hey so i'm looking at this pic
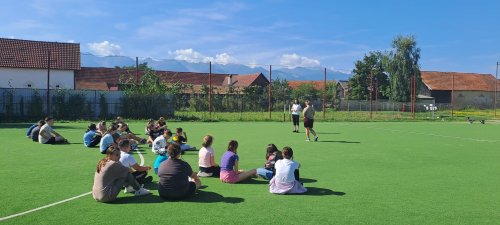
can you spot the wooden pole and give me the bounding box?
[46,50,51,116]
[495,62,498,117]
[209,61,212,121]
[451,73,454,119]
[136,57,139,84]
[369,67,373,120]
[323,67,326,120]
[269,65,272,121]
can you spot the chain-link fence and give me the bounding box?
[1,87,497,122]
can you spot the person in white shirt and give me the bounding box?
[269,147,307,194]
[152,129,172,155]
[118,139,153,188]
[197,135,220,177]
[38,117,68,144]
[291,99,302,133]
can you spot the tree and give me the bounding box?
[385,35,421,102]
[349,51,390,100]
[292,83,320,101]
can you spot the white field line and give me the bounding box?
[0,192,92,222]
[365,126,500,143]
[0,148,146,222]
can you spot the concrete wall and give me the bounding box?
[0,67,74,89]
[453,91,495,109]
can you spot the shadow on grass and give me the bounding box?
[0,123,33,129]
[319,140,360,144]
[316,132,340,135]
[184,190,244,204]
[303,187,346,196]
[111,189,244,204]
[300,178,317,183]
[238,178,269,185]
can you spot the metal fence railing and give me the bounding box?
[1,88,497,122]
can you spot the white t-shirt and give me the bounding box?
[119,151,137,169]
[198,146,215,168]
[291,104,302,115]
[274,159,300,183]
[152,135,169,155]
[38,124,53,144]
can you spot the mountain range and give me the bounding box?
[81,53,352,81]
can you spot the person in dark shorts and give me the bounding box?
[158,143,201,200]
[303,100,318,142]
[38,117,68,144]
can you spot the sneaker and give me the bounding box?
[124,185,134,194]
[197,171,213,177]
[306,139,310,142]
[314,136,318,142]
[134,187,151,196]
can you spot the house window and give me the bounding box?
[55,84,60,89]
[27,84,32,88]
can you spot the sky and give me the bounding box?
[1,0,500,74]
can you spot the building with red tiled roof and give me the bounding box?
[420,71,500,108]
[288,80,335,90]
[75,67,269,92]
[0,38,80,89]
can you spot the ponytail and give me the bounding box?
[96,146,119,173]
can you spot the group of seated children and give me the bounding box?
[145,117,167,145]
[26,117,69,144]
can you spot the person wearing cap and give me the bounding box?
[38,117,68,144]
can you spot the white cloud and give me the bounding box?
[173,49,236,65]
[67,40,75,43]
[280,53,320,68]
[88,41,121,56]
[214,53,237,65]
[174,48,209,63]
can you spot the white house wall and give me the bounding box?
[0,67,74,89]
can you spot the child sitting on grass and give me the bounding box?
[197,135,220,177]
[269,147,307,194]
[153,129,173,175]
[30,120,45,142]
[92,146,151,203]
[173,127,196,152]
[256,144,282,180]
[83,123,102,148]
[219,140,256,183]
[118,139,153,189]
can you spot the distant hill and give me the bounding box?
[81,53,351,81]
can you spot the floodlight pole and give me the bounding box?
[323,67,326,120]
[46,50,51,116]
[269,65,272,121]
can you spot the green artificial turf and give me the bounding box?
[0,121,499,224]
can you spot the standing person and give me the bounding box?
[198,135,220,177]
[92,146,151,202]
[291,99,302,133]
[269,147,307,194]
[158,143,201,200]
[84,123,102,148]
[219,140,256,183]
[38,117,68,144]
[303,100,318,142]
[118,139,153,186]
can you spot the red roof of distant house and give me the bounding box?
[75,67,269,91]
[421,71,499,91]
[0,38,80,70]
[288,80,335,90]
